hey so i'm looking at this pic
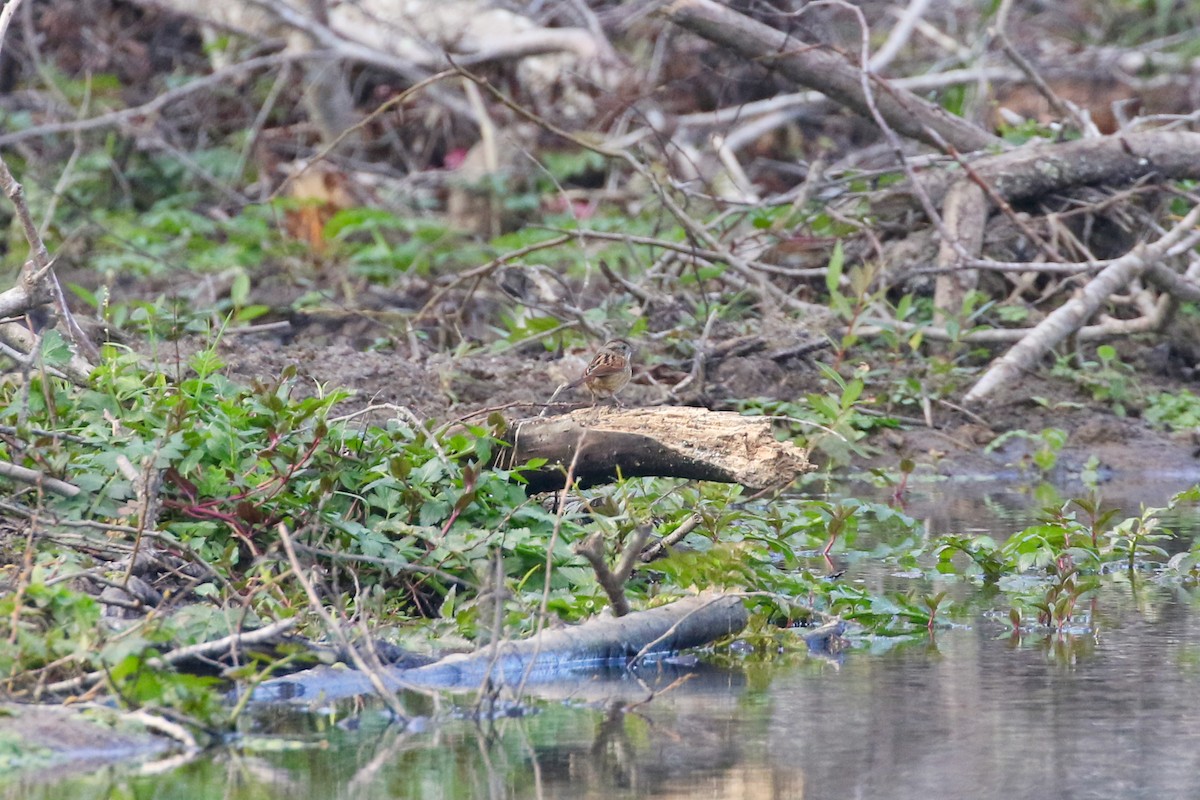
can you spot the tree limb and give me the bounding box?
[0,460,81,497]
[659,0,1002,153]
[0,0,98,370]
[964,202,1200,404]
[574,526,653,617]
[500,407,812,492]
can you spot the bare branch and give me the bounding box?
[0,0,99,368]
[659,0,1002,153]
[991,0,1099,136]
[869,0,933,72]
[0,460,81,498]
[964,202,1200,404]
[276,522,411,719]
[0,52,318,148]
[573,526,653,617]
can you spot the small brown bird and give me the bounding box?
[562,338,634,406]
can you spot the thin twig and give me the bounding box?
[0,500,223,581]
[641,512,703,562]
[276,522,410,720]
[41,618,298,696]
[511,427,590,702]
[0,0,99,366]
[669,308,719,398]
[291,541,473,588]
[869,0,933,71]
[992,0,1098,137]
[38,74,90,236]
[964,202,1200,403]
[450,63,813,314]
[414,235,573,322]
[0,52,321,148]
[627,592,740,665]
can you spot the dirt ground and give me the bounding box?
[163,290,1200,487]
[83,241,1200,488]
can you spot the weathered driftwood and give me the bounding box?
[964,203,1200,404]
[658,0,1200,407]
[929,131,1200,316]
[401,592,747,688]
[251,592,749,702]
[498,406,812,492]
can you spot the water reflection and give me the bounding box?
[7,485,1200,800]
[836,471,1200,541]
[14,589,1200,800]
[772,589,1200,800]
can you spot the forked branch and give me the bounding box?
[964,202,1200,404]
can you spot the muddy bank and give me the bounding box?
[0,704,170,779]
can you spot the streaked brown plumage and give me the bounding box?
[565,339,633,405]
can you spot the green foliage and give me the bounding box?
[1144,389,1200,431]
[0,572,227,726]
[5,324,1199,727]
[935,534,1006,583]
[876,353,974,417]
[995,117,1061,146]
[83,199,296,283]
[1105,504,1173,572]
[985,426,1068,476]
[0,340,588,720]
[0,576,102,677]
[942,290,998,351]
[3,32,1197,745]
[824,242,888,361]
[18,314,957,716]
[739,363,886,465]
[640,493,932,633]
[324,207,484,278]
[537,149,608,185]
[1050,345,1139,415]
[931,489,1197,633]
[1097,0,1200,43]
[938,84,969,118]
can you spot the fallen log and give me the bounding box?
[659,0,1001,154]
[251,592,748,702]
[497,406,812,492]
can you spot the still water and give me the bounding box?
[8,478,1200,800]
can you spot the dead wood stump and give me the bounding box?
[498,406,812,492]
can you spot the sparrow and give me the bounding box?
[560,338,634,406]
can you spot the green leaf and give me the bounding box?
[230,270,251,307]
[39,330,73,367]
[825,240,845,295]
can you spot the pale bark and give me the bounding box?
[500,407,813,492]
[964,202,1200,404]
[251,592,750,700]
[927,131,1200,315]
[659,0,1002,153]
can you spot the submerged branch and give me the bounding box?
[251,592,750,701]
